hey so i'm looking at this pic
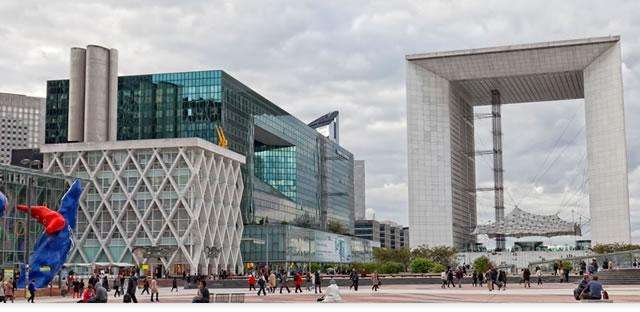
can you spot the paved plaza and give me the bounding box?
[19,283,640,303]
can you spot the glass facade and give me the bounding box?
[241,224,378,265]
[45,69,357,264]
[0,164,68,271]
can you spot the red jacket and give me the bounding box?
[248,275,256,285]
[294,274,302,286]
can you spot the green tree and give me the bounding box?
[410,257,435,273]
[373,247,411,269]
[327,221,349,235]
[591,243,640,254]
[562,260,573,271]
[473,256,493,273]
[379,262,404,274]
[410,245,458,267]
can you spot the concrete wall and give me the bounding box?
[583,41,631,244]
[407,61,454,248]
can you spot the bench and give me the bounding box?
[210,293,245,303]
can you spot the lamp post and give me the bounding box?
[19,158,41,288]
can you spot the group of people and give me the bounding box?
[247,268,382,297]
[441,265,545,291]
[60,272,164,303]
[574,274,607,300]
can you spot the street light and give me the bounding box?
[19,158,42,289]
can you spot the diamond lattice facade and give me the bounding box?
[41,138,245,275]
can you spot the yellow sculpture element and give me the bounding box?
[216,126,228,149]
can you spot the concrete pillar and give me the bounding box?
[108,49,118,141]
[406,61,454,248]
[583,41,631,244]
[68,47,86,142]
[84,45,111,142]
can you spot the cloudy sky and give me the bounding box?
[1,0,639,246]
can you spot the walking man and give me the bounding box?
[314,270,322,294]
[171,277,178,293]
[279,270,291,293]
[257,274,267,296]
[27,280,36,303]
[522,268,531,288]
[126,273,138,303]
[141,278,150,295]
[350,269,359,291]
[536,266,543,286]
[113,275,121,297]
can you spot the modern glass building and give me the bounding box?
[0,164,68,275]
[45,69,370,267]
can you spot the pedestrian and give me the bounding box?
[553,262,559,276]
[269,271,277,293]
[522,268,531,288]
[350,269,359,291]
[113,275,121,297]
[192,280,210,303]
[61,278,68,297]
[602,258,609,270]
[102,274,110,292]
[248,273,256,291]
[3,279,13,303]
[447,267,455,287]
[27,279,36,303]
[564,266,570,283]
[314,270,322,293]
[440,270,447,288]
[171,277,178,293]
[371,271,381,291]
[536,266,543,286]
[478,270,484,287]
[455,268,463,288]
[279,270,291,293]
[498,270,507,290]
[633,259,638,268]
[126,274,138,303]
[486,269,494,291]
[472,270,478,287]
[257,274,267,296]
[305,271,312,291]
[141,277,150,295]
[294,272,303,293]
[150,277,159,302]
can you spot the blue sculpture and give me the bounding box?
[0,191,6,218]
[18,179,82,289]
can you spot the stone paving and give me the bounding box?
[15,283,640,303]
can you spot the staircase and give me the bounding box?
[595,268,640,285]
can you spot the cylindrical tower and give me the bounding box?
[108,48,118,141]
[68,47,86,142]
[83,45,111,142]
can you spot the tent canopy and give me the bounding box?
[473,207,581,238]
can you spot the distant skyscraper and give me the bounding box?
[354,160,366,220]
[0,93,45,164]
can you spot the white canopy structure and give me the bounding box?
[473,207,581,238]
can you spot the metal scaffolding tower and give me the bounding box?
[491,90,505,251]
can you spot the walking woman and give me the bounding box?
[257,274,267,296]
[3,279,14,303]
[150,277,159,302]
[269,271,277,293]
[371,272,381,292]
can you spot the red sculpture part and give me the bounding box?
[16,205,66,235]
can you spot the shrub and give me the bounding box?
[410,257,435,273]
[473,256,492,273]
[431,263,446,273]
[562,260,573,271]
[309,263,322,273]
[378,261,404,274]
